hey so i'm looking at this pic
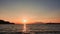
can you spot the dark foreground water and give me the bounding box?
[0,24,60,34]
[0,31,60,34]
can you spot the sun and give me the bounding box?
[22,18,27,24]
[23,19,27,23]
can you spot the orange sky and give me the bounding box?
[0,17,60,24]
[0,0,60,24]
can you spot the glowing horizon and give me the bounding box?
[0,0,60,24]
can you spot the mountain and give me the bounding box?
[0,20,14,24]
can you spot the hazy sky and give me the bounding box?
[0,0,60,24]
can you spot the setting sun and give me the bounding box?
[22,18,28,24]
[23,19,27,23]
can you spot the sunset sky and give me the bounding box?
[0,0,60,24]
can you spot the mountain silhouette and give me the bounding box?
[0,20,14,24]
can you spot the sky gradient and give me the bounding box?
[0,0,60,24]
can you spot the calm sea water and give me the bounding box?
[0,24,60,34]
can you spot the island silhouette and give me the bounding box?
[0,20,14,24]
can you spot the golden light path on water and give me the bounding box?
[22,18,27,33]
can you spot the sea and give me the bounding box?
[0,24,60,34]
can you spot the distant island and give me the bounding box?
[0,20,15,24]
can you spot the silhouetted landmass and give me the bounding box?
[0,20,15,24]
[28,22,60,25]
[46,23,60,24]
[34,22,60,24]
